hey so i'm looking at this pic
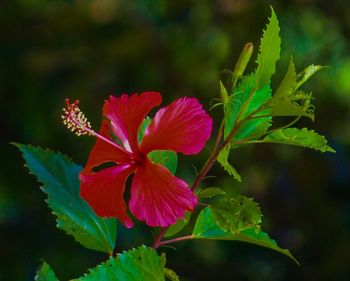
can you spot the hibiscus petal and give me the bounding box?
[83,120,132,174]
[80,164,135,228]
[129,159,197,227]
[140,97,213,155]
[103,92,162,154]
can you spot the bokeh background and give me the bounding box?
[1,0,349,280]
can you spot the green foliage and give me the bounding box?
[274,59,297,99]
[296,64,326,89]
[193,208,298,264]
[148,150,178,175]
[196,187,226,199]
[224,73,272,141]
[35,261,59,281]
[217,144,241,182]
[15,144,117,254]
[138,117,178,174]
[263,128,335,152]
[75,246,170,281]
[256,7,281,88]
[211,195,262,233]
[164,212,191,238]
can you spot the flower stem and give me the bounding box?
[152,118,241,249]
[157,235,194,247]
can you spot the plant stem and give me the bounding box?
[152,120,241,249]
[157,235,194,247]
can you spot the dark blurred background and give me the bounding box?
[1,0,349,280]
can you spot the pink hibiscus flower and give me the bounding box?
[63,92,212,228]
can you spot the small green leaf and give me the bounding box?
[211,195,262,233]
[75,246,170,281]
[224,74,272,141]
[196,187,226,199]
[220,81,229,104]
[164,268,180,281]
[35,261,59,281]
[148,150,178,175]
[138,117,151,143]
[193,208,298,264]
[296,64,326,89]
[274,59,296,99]
[164,212,191,238]
[217,144,241,182]
[263,128,335,153]
[15,144,117,253]
[256,7,281,88]
[270,97,314,120]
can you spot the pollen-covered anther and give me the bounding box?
[62,98,94,136]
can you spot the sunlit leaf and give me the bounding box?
[274,59,296,99]
[270,97,314,120]
[75,246,169,281]
[15,144,117,254]
[217,144,241,182]
[224,74,272,141]
[211,195,262,233]
[35,261,59,281]
[256,7,281,88]
[193,208,298,264]
[263,128,335,152]
[196,187,226,199]
[296,64,326,89]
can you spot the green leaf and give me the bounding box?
[148,150,178,175]
[296,64,326,89]
[270,96,314,120]
[225,74,272,141]
[138,117,151,143]
[75,246,169,281]
[263,128,335,153]
[211,195,262,233]
[193,208,298,264]
[164,211,191,238]
[164,268,180,281]
[217,144,241,182]
[196,187,226,199]
[35,261,59,281]
[274,59,296,99]
[15,144,117,254]
[138,117,178,174]
[256,7,281,88]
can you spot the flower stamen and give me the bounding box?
[62,98,94,136]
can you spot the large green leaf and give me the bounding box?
[263,128,335,153]
[224,74,272,141]
[217,144,241,182]
[256,7,281,88]
[16,144,117,254]
[211,195,262,233]
[35,261,59,281]
[193,208,298,264]
[75,246,168,281]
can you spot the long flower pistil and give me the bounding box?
[62,98,94,136]
[62,98,130,152]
